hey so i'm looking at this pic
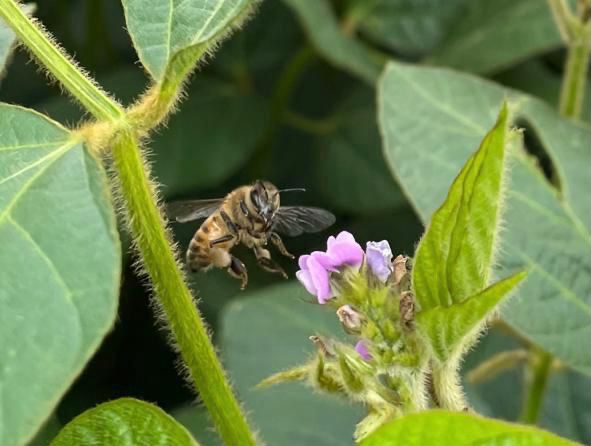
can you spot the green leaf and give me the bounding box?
[0,3,34,76]
[378,61,591,374]
[220,282,363,445]
[360,410,579,446]
[417,271,527,361]
[0,104,120,446]
[281,0,383,85]
[412,102,511,310]
[122,0,256,81]
[427,0,562,74]
[316,87,405,214]
[344,0,466,56]
[50,398,199,446]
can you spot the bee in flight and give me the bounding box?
[167,180,335,289]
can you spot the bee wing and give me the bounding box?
[166,199,223,223]
[273,206,336,237]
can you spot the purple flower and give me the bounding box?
[365,240,393,282]
[296,231,364,304]
[355,340,372,361]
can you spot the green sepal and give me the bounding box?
[417,271,528,361]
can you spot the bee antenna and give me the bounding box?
[279,188,306,193]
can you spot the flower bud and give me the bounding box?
[309,335,335,357]
[399,291,415,330]
[355,340,372,361]
[336,304,364,334]
[392,255,409,286]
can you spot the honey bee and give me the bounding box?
[167,180,335,289]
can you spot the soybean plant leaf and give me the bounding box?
[122,0,256,81]
[0,4,34,76]
[412,103,511,311]
[427,0,562,74]
[281,0,383,85]
[50,398,199,446]
[316,87,405,214]
[344,0,467,56]
[153,77,268,197]
[220,282,363,446]
[417,271,527,361]
[0,104,120,446]
[378,61,591,374]
[360,411,578,446]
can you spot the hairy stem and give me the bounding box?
[520,350,552,424]
[0,0,123,121]
[111,131,258,446]
[431,359,469,411]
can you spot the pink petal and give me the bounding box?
[298,254,311,270]
[327,240,364,267]
[307,255,332,304]
[296,270,317,296]
[310,251,339,272]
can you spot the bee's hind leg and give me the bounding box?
[269,232,294,259]
[227,255,248,290]
[255,247,288,279]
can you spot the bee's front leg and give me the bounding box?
[269,232,294,259]
[227,255,248,290]
[254,246,288,279]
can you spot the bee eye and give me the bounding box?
[250,189,261,211]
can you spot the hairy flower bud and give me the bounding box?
[399,291,416,330]
[336,304,364,334]
[355,340,372,361]
[392,255,409,285]
[309,335,335,357]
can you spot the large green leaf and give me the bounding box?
[316,87,405,214]
[122,0,256,81]
[427,0,562,74]
[50,398,199,446]
[378,61,591,374]
[220,282,363,445]
[360,411,578,446]
[0,104,120,445]
[418,271,527,361]
[344,0,466,56]
[281,0,383,85]
[412,103,511,310]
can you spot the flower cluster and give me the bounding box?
[261,231,427,440]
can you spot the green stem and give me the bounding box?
[548,0,591,119]
[520,350,552,424]
[559,25,590,118]
[0,0,124,121]
[431,359,469,411]
[111,131,258,446]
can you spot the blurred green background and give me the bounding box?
[1,0,589,444]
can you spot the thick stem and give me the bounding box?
[111,131,258,446]
[559,26,591,118]
[520,350,552,424]
[0,0,123,121]
[431,359,469,411]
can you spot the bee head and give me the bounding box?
[249,180,280,225]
